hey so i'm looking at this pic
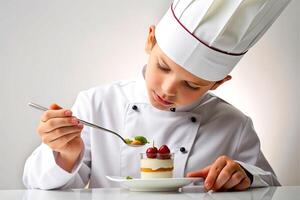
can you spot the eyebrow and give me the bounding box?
[158,56,211,87]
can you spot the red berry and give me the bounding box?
[158,145,170,154]
[158,145,171,159]
[146,147,158,158]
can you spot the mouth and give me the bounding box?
[152,91,174,107]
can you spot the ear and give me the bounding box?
[145,25,156,54]
[210,75,232,90]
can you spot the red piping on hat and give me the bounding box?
[170,3,247,56]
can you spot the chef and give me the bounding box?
[23,0,291,191]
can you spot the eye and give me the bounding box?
[157,64,170,72]
[185,81,200,90]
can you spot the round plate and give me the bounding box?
[106,176,203,192]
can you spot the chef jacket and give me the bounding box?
[23,73,280,189]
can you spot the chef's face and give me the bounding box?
[144,26,231,110]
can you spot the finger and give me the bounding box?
[205,157,227,190]
[222,171,246,190]
[233,177,251,191]
[49,103,62,110]
[186,165,211,178]
[41,109,73,122]
[48,132,81,151]
[41,117,80,133]
[213,161,240,190]
[42,124,83,143]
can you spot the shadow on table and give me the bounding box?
[183,186,277,200]
[21,187,277,200]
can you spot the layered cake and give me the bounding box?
[140,144,174,179]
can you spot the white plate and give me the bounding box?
[106,176,203,192]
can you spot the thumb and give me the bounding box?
[49,103,63,110]
[186,165,211,178]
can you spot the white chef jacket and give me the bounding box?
[23,72,280,189]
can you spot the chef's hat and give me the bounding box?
[155,0,291,81]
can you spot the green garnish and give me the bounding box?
[134,136,149,144]
[125,138,133,144]
[126,176,133,179]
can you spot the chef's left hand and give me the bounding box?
[187,155,251,191]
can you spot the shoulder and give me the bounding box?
[194,92,249,126]
[77,80,136,100]
[194,93,258,153]
[71,80,138,119]
[73,80,138,110]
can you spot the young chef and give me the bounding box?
[23,0,291,191]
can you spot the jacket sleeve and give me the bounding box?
[23,92,92,189]
[234,117,281,187]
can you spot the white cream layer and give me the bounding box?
[140,158,173,170]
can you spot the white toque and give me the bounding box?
[155,0,291,81]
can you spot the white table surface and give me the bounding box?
[0,186,299,200]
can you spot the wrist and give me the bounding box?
[59,148,82,160]
[56,149,83,173]
[239,164,254,184]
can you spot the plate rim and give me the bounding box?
[106,176,203,192]
[106,175,203,182]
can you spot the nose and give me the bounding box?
[161,76,177,96]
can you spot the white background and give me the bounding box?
[0,0,299,189]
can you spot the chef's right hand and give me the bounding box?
[37,103,84,172]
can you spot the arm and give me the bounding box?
[23,92,92,189]
[187,116,280,191]
[22,142,90,189]
[234,117,280,187]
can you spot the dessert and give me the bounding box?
[140,144,174,179]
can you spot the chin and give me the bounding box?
[148,98,170,110]
[146,88,174,110]
[151,101,168,110]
